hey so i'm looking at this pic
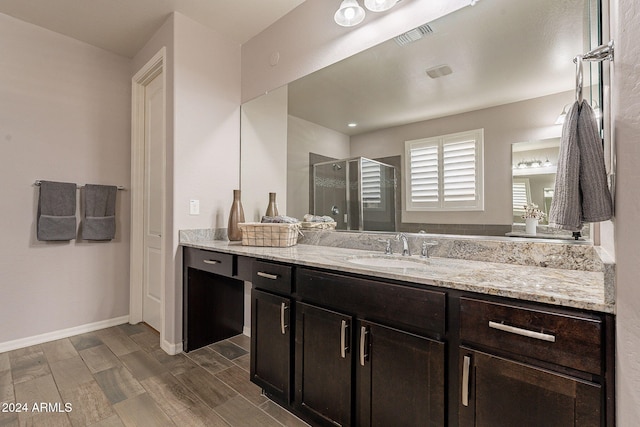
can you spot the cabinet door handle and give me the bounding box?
[462,355,471,407]
[280,303,288,335]
[257,271,279,280]
[488,321,556,343]
[359,326,369,366]
[203,259,221,265]
[340,320,349,358]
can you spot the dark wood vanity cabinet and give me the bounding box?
[356,320,445,427]
[458,349,601,427]
[294,268,446,427]
[182,248,246,352]
[180,247,617,427]
[294,302,353,426]
[250,261,293,405]
[458,297,609,427]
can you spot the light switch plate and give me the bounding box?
[189,199,200,215]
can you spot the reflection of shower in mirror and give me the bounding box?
[312,157,397,232]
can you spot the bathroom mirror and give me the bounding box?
[512,138,561,226]
[241,0,602,236]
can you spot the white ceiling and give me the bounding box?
[288,0,592,135]
[0,0,306,57]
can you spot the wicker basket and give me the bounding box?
[238,222,301,247]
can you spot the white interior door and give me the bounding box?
[142,72,164,332]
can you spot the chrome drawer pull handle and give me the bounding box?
[360,326,368,366]
[489,321,556,343]
[257,271,279,280]
[462,355,471,407]
[280,303,288,335]
[203,259,220,265]
[340,320,349,358]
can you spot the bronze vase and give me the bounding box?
[265,192,279,217]
[228,189,245,241]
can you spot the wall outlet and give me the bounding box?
[189,199,200,215]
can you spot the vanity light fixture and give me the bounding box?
[364,0,398,12]
[556,100,601,125]
[334,0,366,27]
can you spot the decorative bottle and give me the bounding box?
[228,189,245,241]
[265,192,279,217]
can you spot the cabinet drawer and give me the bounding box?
[297,268,446,336]
[252,260,292,295]
[184,248,234,277]
[459,297,602,375]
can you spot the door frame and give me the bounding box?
[130,48,167,344]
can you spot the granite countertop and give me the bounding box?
[181,239,614,314]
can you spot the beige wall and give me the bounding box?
[350,91,572,225]
[0,13,131,348]
[611,0,640,424]
[241,85,289,221]
[133,12,241,350]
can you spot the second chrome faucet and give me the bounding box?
[396,233,411,256]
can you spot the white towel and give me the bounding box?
[549,100,612,231]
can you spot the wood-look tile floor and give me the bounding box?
[0,324,309,427]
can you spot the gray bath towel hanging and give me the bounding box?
[37,181,77,241]
[82,184,117,240]
[577,101,613,222]
[549,100,612,231]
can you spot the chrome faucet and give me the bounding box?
[421,240,438,258]
[378,238,393,255]
[396,233,411,256]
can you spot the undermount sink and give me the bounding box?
[345,254,458,271]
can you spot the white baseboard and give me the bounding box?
[161,339,183,356]
[243,326,251,337]
[0,315,130,353]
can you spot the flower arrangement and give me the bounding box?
[522,203,546,220]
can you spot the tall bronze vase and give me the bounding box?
[228,189,245,241]
[265,192,279,217]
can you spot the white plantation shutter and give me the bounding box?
[512,178,531,215]
[361,160,382,205]
[406,129,484,211]
[409,145,439,205]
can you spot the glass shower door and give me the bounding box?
[313,161,347,229]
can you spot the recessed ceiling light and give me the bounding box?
[348,123,358,127]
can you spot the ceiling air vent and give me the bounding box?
[394,24,434,46]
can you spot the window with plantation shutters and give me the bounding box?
[361,159,382,205]
[512,178,531,216]
[405,129,484,211]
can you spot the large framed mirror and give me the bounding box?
[241,0,602,238]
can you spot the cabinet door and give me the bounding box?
[459,348,602,427]
[250,289,292,403]
[356,321,445,427]
[295,302,353,427]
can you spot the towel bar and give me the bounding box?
[33,180,125,191]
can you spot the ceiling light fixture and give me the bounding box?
[364,0,398,12]
[334,0,366,27]
[348,123,358,127]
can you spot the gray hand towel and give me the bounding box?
[577,102,613,222]
[37,181,77,241]
[549,100,613,231]
[82,184,117,241]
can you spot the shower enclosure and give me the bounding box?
[312,157,397,231]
